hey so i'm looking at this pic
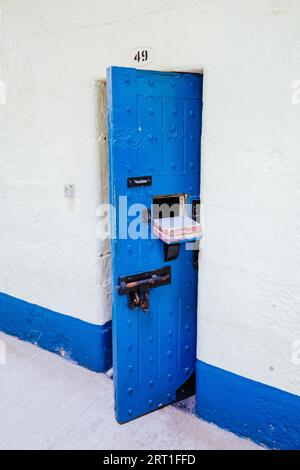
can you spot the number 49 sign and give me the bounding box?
[132,47,154,67]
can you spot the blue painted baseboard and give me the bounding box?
[0,292,112,373]
[196,360,300,450]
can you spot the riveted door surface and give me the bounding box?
[107,67,203,423]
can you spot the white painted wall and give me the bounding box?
[0,0,299,395]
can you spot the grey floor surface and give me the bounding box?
[0,332,263,450]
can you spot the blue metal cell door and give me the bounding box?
[107,67,203,423]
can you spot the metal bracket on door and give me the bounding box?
[118,267,171,312]
[127,176,152,188]
[192,199,201,270]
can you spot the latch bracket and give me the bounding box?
[118,267,171,312]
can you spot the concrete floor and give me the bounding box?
[0,332,263,450]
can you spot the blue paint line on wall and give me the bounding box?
[0,292,112,373]
[196,360,300,450]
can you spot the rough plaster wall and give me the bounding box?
[97,82,112,326]
[196,0,300,397]
[0,0,300,395]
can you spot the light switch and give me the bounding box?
[64,184,75,198]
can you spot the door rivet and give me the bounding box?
[128,387,133,395]
[148,400,153,407]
